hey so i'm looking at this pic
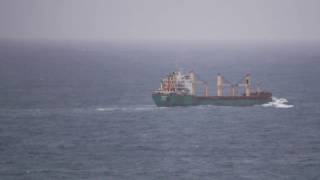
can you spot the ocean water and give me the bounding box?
[0,40,320,180]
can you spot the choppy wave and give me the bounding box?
[96,105,165,112]
[262,97,294,108]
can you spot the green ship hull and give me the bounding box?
[152,93,272,107]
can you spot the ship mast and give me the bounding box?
[244,74,251,96]
[204,82,209,97]
[190,71,196,95]
[216,74,223,96]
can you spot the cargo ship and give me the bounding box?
[152,71,272,107]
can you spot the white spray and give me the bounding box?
[262,97,294,108]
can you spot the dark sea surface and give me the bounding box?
[0,40,320,180]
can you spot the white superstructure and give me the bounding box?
[156,70,195,95]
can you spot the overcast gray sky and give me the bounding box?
[0,0,319,43]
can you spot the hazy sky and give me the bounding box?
[0,0,319,42]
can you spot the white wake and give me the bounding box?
[96,105,164,112]
[262,97,294,108]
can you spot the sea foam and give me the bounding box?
[96,105,162,112]
[262,97,294,108]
